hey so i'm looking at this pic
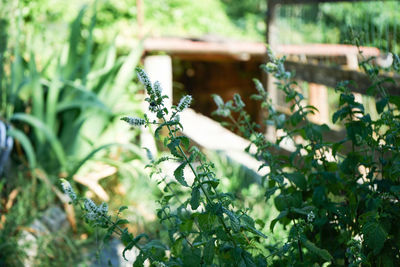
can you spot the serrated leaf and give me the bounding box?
[201,179,219,188]
[167,138,182,158]
[190,187,200,210]
[223,208,240,232]
[376,97,388,114]
[178,136,190,150]
[174,162,189,187]
[362,221,387,255]
[133,253,146,266]
[285,172,307,190]
[203,239,215,265]
[300,236,333,262]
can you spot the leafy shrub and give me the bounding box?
[213,48,400,266]
[63,48,400,266]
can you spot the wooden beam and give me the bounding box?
[284,60,400,96]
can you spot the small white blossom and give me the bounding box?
[60,179,77,202]
[307,211,315,223]
[84,198,98,213]
[153,81,162,98]
[121,116,146,126]
[177,95,192,112]
[173,114,180,123]
[153,261,166,267]
[253,79,266,95]
[136,67,153,95]
[99,202,108,215]
[86,212,97,221]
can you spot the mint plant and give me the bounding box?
[62,48,400,266]
[214,48,400,266]
[63,67,268,266]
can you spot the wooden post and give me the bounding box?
[141,55,173,156]
[144,55,173,108]
[308,83,329,124]
[265,0,278,141]
[137,0,144,38]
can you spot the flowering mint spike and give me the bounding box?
[84,198,99,221]
[212,94,224,108]
[153,81,162,98]
[135,67,153,95]
[99,202,108,216]
[121,116,146,126]
[60,179,77,202]
[84,198,98,213]
[177,95,192,112]
[233,93,245,109]
[253,79,266,95]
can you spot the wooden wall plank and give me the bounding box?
[284,61,400,96]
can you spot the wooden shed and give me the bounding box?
[142,37,385,124]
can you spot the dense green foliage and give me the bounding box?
[2,0,400,265]
[8,0,400,47]
[214,48,400,265]
[66,46,400,265]
[0,4,145,265]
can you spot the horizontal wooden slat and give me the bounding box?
[284,60,400,96]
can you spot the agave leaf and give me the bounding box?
[69,142,145,177]
[11,113,66,169]
[7,127,36,169]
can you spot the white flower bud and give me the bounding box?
[84,198,98,214]
[136,67,153,95]
[60,179,77,202]
[121,116,146,126]
[177,95,192,112]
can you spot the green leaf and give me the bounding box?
[122,233,149,261]
[285,172,307,190]
[7,128,36,169]
[190,187,200,210]
[362,221,387,255]
[203,239,215,265]
[177,136,190,150]
[241,215,267,238]
[133,253,146,267]
[274,194,296,211]
[11,113,66,169]
[270,210,288,232]
[300,236,333,262]
[290,110,303,126]
[168,138,182,158]
[118,206,128,213]
[174,162,189,187]
[115,219,129,225]
[224,208,240,232]
[312,186,327,207]
[376,97,388,114]
[389,95,400,109]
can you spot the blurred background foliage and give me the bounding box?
[7,0,400,47]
